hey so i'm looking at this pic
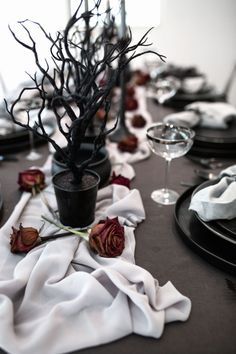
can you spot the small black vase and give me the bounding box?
[52,169,100,228]
[51,144,111,188]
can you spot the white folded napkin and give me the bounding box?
[181,76,206,94]
[189,165,236,221]
[164,102,236,130]
[186,102,236,129]
[0,159,191,354]
[163,111,199,128]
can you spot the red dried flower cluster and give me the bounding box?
[110,172,130,189]
[118,135,138,153]
[131,114,146,128]
[10,218,125,258]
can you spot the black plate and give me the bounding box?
[163,88,225,109]
[0,123,55,154]
[194,118,236,146]
[190,144,236,157]
[192,180,236,245]
[175,186,236,274]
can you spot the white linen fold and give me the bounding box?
[189,165,236,221]
[0,159,191,354]
[163,101,236,129]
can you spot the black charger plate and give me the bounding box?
[189,114,236,157]
[0,123,55,154]
[175,186,236,274]
[163,88,225,109]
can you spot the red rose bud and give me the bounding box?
[10,224,40,253]
[118,135,138,153]
[131,114,146,128]
[110,172,130,189]
[89,217,125,258]
[134,70,150,86]
[126,85,135,97]
[125,97,138,111]
[18,169,45,194]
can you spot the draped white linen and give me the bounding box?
[0,158,191,354]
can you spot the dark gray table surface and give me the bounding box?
[0,101,235,354]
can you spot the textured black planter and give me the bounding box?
[52,169,100,228]
[51,143,111,188]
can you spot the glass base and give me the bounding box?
[151,188,179,205]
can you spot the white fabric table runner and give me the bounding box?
[0,158,191,354]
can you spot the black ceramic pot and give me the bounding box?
[52,169,100,228]
[51,143,111,188]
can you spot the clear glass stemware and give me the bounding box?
[146,123,195,205]
[26,130,42,161]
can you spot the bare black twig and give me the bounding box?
[5,0,165,184]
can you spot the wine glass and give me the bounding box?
[154,76,180,104]
[26,129,42,161]
[147,76,180,104]
[146,123,195,205]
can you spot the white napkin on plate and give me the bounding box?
[163,111,199,128]
[186,102,236,129]
[164,102,236,129]
[181,76,206,94]
[189,165,236,221]
[0,159,191,354]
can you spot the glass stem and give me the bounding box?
[164,158,171,193]
[29,131,35,151]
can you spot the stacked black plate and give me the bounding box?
[0,123,55,154]
[189,118,236,157]
[163,86,225,110]
[175,179,236,274]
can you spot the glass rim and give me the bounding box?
[146,123,195,144]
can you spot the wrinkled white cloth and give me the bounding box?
[164,102,236,129]
[0,159,191,354]
[189,165,236,221]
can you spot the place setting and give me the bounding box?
[162,99,236,157]
[144,116,236,274]
[174,164,236,274]
[146,62,226,109]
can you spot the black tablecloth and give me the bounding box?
[0,101,235,354]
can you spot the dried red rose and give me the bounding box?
[110,172,130,189]
[118,135,138,153]
[89,217,125,257]
[125,97,138,111]
[133,70,150,86]
[131,114,146,128]
[126,85,135,97]
[10,224,40,253]
[18,169,45,194]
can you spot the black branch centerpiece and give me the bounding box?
[5,0,165,227]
